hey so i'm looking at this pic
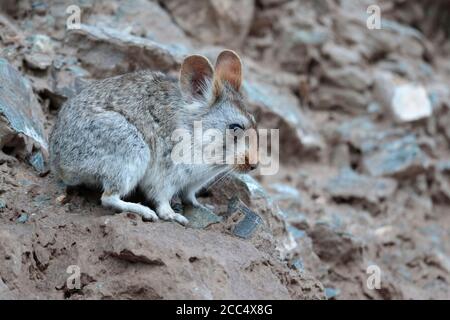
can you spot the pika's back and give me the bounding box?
[70,70,181,113]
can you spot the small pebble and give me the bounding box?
[16,213,29,223]
[325,287,340,300]
[55,194,68,205]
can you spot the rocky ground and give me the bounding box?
[1,0,450,299]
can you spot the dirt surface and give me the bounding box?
[1,0,450,299]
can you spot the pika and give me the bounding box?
[49,50,258,225]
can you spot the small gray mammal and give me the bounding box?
[49,50,258,225]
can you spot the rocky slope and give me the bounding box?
[1,0,450,299]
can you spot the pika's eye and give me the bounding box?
[228,124,244,132]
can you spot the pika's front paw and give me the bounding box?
[140,206,159,222]
[101,193,159,222]
[157,204,189,226]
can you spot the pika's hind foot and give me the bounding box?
[101,192,158,222]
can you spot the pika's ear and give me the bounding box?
[180,55,214,99]
[213,50,243,96]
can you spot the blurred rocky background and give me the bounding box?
[1,0,450,299]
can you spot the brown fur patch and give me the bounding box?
[180,55,214,98]
[213,50,243,98]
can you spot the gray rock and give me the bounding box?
[322,42,362,66]
[336,117,403,153]
[362,135,430,178]
[26,34,54,55]
[325,287,340,300]
[66,24,188,77]
[335,16,425,60]
[312,85,369,112]
[162,0,255,48]
[0,58,47,167]
[437,161,450,173]
[228,197,264,239]
[16,213,28,223]
[0,276,16,299]
[244,75,324,155]
[86,0,188,45]
[97,215,324,299]
[24,52,52,70]
[268,183,302,201]
[432,161,450,202]
[336,117,430,179]
[28,151,47,174]
[206,173,298,261]
[290,29,329,46]
[184,204,223,229]
[374,71,432,122]
[326,167,398,206]
[323,66,372,92]
[48,59,91,107]
[258,0,292,6]
[309,222,363,264]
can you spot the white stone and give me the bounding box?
[391,83,432,122]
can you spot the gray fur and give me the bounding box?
[49,54,256,225]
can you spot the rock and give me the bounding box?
[336,117,431,178]
[336,117,400,153]
[101,217,323,299]
[312,85,369,112]
[205,173,298,261]
[308,222,363,265]
[16,213,29,223]
[26,57,90,111]
[0,58,47,168]
[268,183,302,202]
[0,277,10,295]
[362,135,430,178]
[0,229,22,285]
[270,0,330,74]
[374,72,432,122]
[228,197,264,239]
[65,24,187,78]
[0,12,24,46]
[23,34,55,71]
[162,0,255,48]
[32,213,321,299]
[322,66,372,92]
[324,287,340,300]
[390,83,432,121]
[258,0,292,6]
[0,199,5,210]
[243,73,324,156]
[26,34,55,55]
[321,42,362,66]
[335,15,425,61]
[86,0,189,45]
[184,204,223,229]
[9,177,323,300]
[24,53,53,70]
[51,59,91,104]
[431,161,450,203]
[326,167,398,210]
[28,151,47,174]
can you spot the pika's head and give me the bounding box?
[179,50,258,173]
